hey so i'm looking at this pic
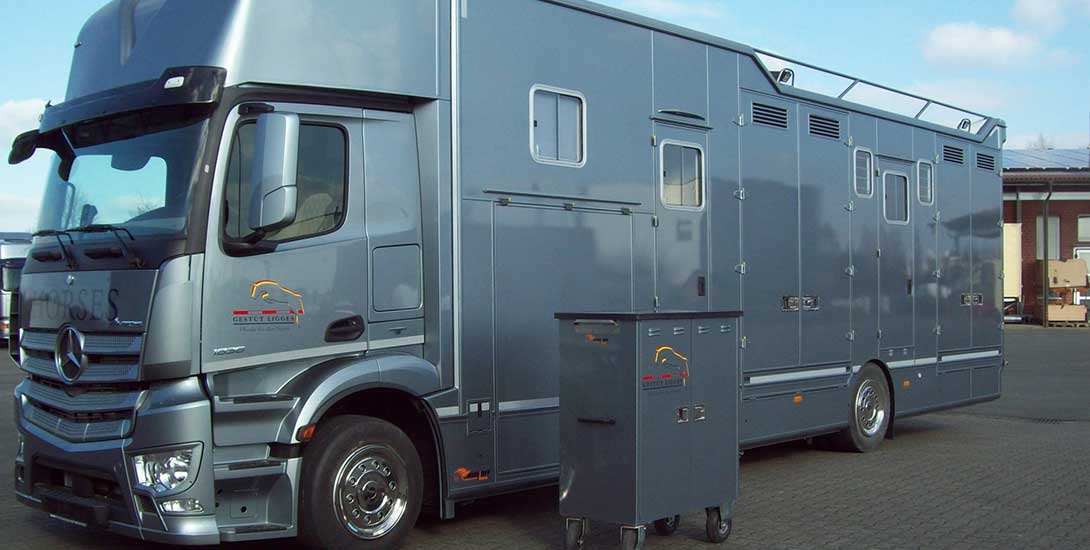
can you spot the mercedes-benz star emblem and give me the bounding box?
[55,326,86,383]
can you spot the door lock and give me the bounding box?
[676,407,690,423]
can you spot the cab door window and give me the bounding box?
[223,122,348,242]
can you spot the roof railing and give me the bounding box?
[754,49,992,135]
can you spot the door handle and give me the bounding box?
[325,315,365,342]
[907,277,913,296]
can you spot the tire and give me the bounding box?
[564,519,586,550]
[653,515,680,536]
[705,507,732,543]
[829,364,891,453]
[299,415,423,550]
[620,527,644,550]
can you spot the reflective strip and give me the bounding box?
[206,335,424,372]
[747,366,850,386]
[370,335,425,350]
[498,397,560,412]
[434,406,461,418]
[940,350,1000,363]
[887,357,938,369]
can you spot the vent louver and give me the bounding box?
[943,145,965,164]
[752,102,789,129]
[976,153,996,172]
[808,115,840,140]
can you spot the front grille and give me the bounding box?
[19,329,142,383]
[18,328,144,442]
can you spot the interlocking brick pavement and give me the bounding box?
[1,324,1087,549]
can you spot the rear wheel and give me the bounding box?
[653,515,680,536]
[830,364,890,452]
[299,415,423,549]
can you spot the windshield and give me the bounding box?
[36,115,209,238]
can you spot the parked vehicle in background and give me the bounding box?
[0,234,31,345]
[5,1,1004,548]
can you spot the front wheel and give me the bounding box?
[705,507,731,543]
[299,415,423,549]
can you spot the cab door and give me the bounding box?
[653,124,708,311]
[201,103,367,392]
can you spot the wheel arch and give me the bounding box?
[285,354,448,519]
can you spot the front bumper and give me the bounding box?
[14,376,221,545]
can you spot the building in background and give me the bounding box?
[1002,148,1090,324]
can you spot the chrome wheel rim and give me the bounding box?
[855,379,887,437]
[332,444,409,540]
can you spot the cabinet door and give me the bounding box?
[638,319,692,522]
[689,318,739,508]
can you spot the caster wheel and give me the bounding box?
[564,519,586,550]
[705,507,732,543]
[653,515,681,536]
[620,526,646,550]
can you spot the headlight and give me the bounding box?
[132,444,200,494]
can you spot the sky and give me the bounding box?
[1,0,1088,232]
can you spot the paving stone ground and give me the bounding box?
[1,324,1087,549]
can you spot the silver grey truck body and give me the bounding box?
[8,0,1004,545]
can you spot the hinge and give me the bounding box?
[654,296,660,308]
[563,202,575,211]
[845,265,855,277]
[733,188,746,201]
[934,325,942,335]
[998,273,1004,281]
[740,336,748,349]
[651,134,657,147]
[497,197,511,206]
[735,113,745,126]
[876,248,882,258]
[844,200,855,212]
[933,211,941,222]
[877,329,883,339]
[651,215,659,227]
[734,261,747,275]
[847,136,854,147]
[621,207,632,215]
[845,330,855,341]
[996,219,1003,228]
[933,269,942,279]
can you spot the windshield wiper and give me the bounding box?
[32,229,78,269]
[69,224,145,268]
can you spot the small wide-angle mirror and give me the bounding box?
[249,112,300,233]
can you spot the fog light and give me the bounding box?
[132,444,200,494]
[160,498,204,514]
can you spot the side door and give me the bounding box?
[654,124,709,311]
[798,105,850,366]
[877,158,915,353]
[202,103,367,400]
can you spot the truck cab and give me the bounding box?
[8,1,448,547]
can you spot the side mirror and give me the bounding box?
[9,130,40,165]
[249,112,299,233]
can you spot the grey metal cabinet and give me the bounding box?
[556,311,741,550]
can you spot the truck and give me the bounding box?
[1,235,31,345]
[7,1,1005,548]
